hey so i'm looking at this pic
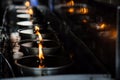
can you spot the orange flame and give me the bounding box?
[38,43,45,68]
[35,26,45,67]
[111,29,117,39]
[68,8,74,13]
[100,23,106,29]
[66,0,75,6]
[24,1,30,7]
[38,43,44,62]
[35,26,42,41]
[78,7,88,14]
[97,23,106,30]
[27,8,33,16]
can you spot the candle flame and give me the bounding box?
[24,1,30,7]
[35,26,45,67]
[100,23,106,29]
[68,8,74,13]
[27,8,33,16]
[35,26,42,41]
[66,0,75,6]
[97,23,106,30]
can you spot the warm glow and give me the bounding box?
[38,44,44,61]
[68,8,74,13]
[24,1,30,7]
[38,64,45,68]
[27,8,33,15]
[35,25,40,31]
[38,44,45,68]
[66,0,75,6]
[82,19,87,23]
[78,7,88,14]
[111,30,117,39]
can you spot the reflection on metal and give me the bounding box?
[35,26,45,67]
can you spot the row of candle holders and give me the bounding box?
[6,1,73,77]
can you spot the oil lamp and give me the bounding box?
[15,55,72,76]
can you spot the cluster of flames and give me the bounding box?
[24,0,45,68]
[66,0,117,39]
[66,0,88,14]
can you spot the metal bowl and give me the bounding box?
[18,28,59,41]
[19,39,63,56]
[15,55,73,76]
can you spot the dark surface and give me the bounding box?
[53,1,116,78]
